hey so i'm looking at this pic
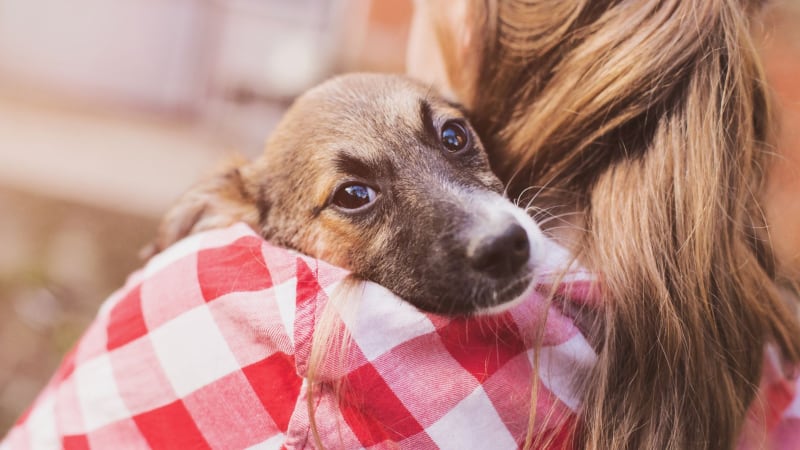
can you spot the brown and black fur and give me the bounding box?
[151,74,550,315]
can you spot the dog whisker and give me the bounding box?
[535,211,582,229]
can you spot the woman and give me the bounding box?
[4,0,799,448]
[410,0,800,448]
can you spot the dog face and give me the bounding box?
[157,74,552,315]
[247,74,552,314]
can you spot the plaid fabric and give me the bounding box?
[2,223,798,449]
[738,345,800,450]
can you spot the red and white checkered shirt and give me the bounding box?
[2,223,799,449]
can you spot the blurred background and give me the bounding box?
[0,0,412,433]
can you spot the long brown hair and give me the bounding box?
[431,0,800,448]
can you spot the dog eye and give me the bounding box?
[441,120,469,152]
[332,183,377,210]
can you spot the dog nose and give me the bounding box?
[469,223,530,278]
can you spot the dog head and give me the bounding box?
[154,74,554,315]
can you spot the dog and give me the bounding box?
[150,73,556,315]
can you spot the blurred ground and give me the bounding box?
[0,187,157,432]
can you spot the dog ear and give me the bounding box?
[142,157,264,258]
